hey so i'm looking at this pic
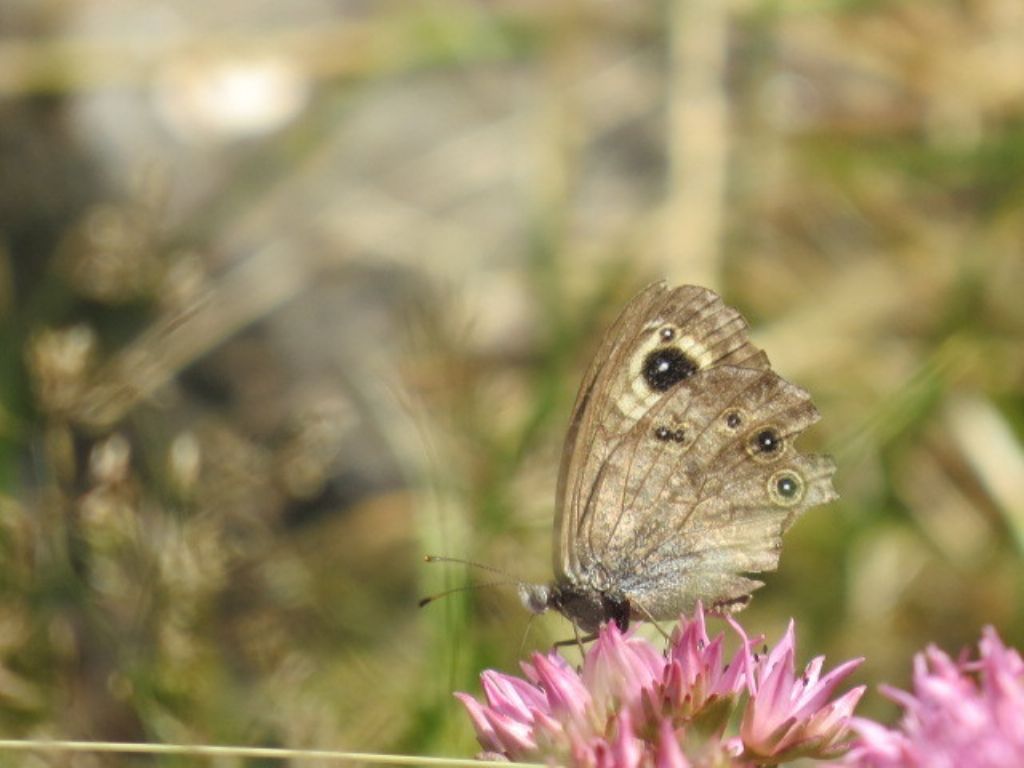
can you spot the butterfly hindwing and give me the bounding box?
[553,283,836,622]
[578,366,837,618]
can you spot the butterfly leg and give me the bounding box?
[517,615,538,656]
[553,633,597,649]
[552,622,597,654]
[630,598,670,639]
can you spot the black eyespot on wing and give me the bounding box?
[777,474,798,497]
[659,326,676,342]
[654,426,672,441]
[769,470,805,506]
[642,347,698,391]
[725,411,742,429]
[753,428,783,454]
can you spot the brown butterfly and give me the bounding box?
[516,282,837,634]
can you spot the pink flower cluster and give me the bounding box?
[456,606,864,767]
[844,627,1024,768]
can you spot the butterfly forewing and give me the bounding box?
[553,283,666,579]
[555,284,769,576]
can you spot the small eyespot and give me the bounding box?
[777,475,798,497]
[659,326,676,342]
[753,428,783,454]
[725,411,742,429]
[769,470,805,506]
[653,426,687,443]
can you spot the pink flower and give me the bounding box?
[652,608,754,726]
[741,621,865,762]
[844,626,1024,768]
[457,605,864,767]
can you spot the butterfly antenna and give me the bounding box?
[422,554,521,581]
[417,579,519,608]
[420,555,531,609]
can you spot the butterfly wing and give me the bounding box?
[553,283,771,582]
[577,364,837,617]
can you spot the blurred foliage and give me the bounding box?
[0,0,1022,764]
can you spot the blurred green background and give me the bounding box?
[1,0,1023,763]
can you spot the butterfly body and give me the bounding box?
[520,282,838,633]
[520,582,631,634]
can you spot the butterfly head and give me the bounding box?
[518,583,552,615]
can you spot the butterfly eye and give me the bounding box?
[642,348,698,391]
[769,470,805,506]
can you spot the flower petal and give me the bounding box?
[481,670,547,721]
[609,710,643,768]
[531,651,591,722]
[655,720,690,768]
[455,692,504,753]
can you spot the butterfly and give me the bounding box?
[517,282,837,634]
